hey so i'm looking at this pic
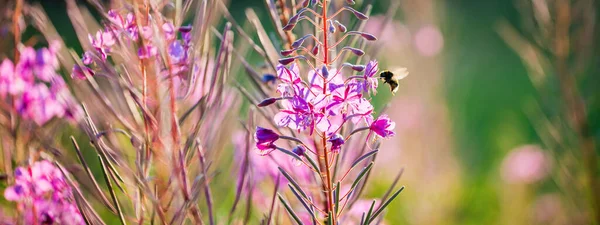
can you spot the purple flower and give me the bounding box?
[71,65,93,80]
[273,95,323,134]
[34,48,59,81]
[163,22,176,40]
[4,160,84,225]
[255,127,280,155]
[360,60,379,93]
[15,84,65,125]
[89,30,115,60]
[327,83,372,119]
[370,114,395,138]
[0,59,17,97]
[81,51,93,65]
[138,45,158,59]
[277,63,301,85]
[328,133,345,153]
[168,41,186,63]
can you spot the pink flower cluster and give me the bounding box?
[4,160,84,225]
[0,44,82,125]
[73,9,192,80]
[255,61,395,155]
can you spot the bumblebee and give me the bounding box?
[379,67,408,95]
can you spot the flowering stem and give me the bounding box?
[12,0,22,61]
[319,1,337,224]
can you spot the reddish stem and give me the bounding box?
[320,1,336,224]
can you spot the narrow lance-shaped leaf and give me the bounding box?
[278,167,309,199]
[350,162,374,193]
[334,182,341,214]
[288,184,315,220]
[368,186,405,224]
[278,193,303,225]
[361,200,376,225]
[351,149,378,169]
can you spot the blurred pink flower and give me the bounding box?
[501,145,551,184]
[533,193,563,224]
[364,16,411,53]
[4,160,84,225]
[414,25,444,57]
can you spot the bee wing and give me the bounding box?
[391,67,409,80]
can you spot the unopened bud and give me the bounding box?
[351,64,365,72]
[278,57,296,65]
[292,34,311,48]
[328,20,336,33]
[178,25,192,33]
[281,49,296,56]
[258,98,278,107]
[321,65,329,78]
[283,22,296,31]
[360,32,377,41]
[346,6,369,20]
[345,47,365,56]
[302,0,310,7]
[346,0,356,5]
[335,20,347,33]
[311,44,320,55]
[130,135,142,149]
[292,145,306,157]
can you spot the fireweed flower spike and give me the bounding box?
[4,160,84,225]
[248,0,405,223]
[0,44,82,125]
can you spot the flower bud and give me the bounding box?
[283,23,296,31]
[130,135,142,149]
[311,44,320,55]
[360,32,377,41]
[334,20,347,33]
[178,25,192,33]
[328,133,345,153]
[280,49,296,56]
[349,64,365,72]
[346,6,369,20]
[328,20,336,33]
[278,57,296,65]
[258,98,278,107]
[344,47,365,56]
[292,34,311,49]
[292,145,306,157]
[302,0,310,7]
[321,65,329,78]
[255,127,280,155]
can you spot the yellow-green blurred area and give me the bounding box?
[31,0,600,224]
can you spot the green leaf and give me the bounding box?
[278,193,303,225]
[368,186,405,224]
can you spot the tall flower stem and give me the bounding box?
[319,1,336,224]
